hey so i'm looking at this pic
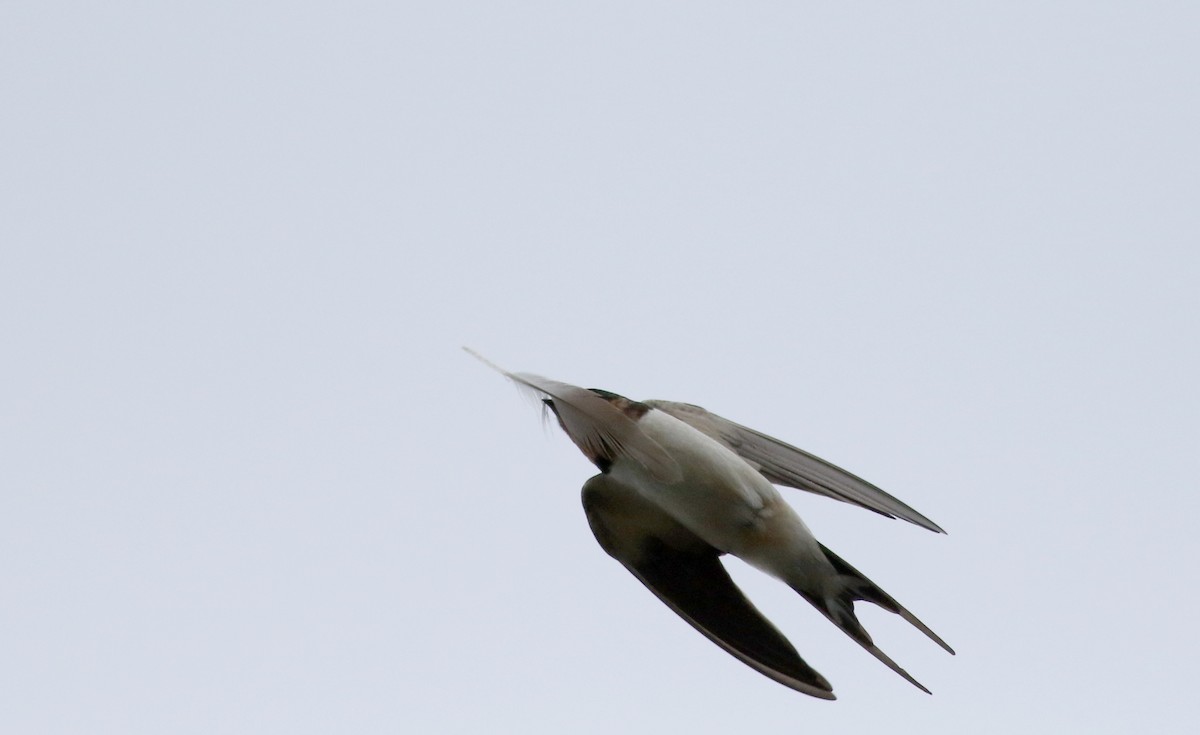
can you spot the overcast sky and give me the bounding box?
[3,2,1198,733]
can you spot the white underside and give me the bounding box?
[610,409,830,587]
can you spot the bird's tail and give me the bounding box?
[792,544,954,694]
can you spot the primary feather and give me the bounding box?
[646,400,946,533]
[465,348,681,483]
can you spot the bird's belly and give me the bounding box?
[609,457,821,574]
[610,409,828,579]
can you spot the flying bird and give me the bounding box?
[467,349,952,699]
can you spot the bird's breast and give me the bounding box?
[612,410,819,565]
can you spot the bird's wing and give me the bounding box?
[581,473,836,699]
[466,349,680,483]
[645,400,945,534]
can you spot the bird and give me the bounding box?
[467,349,953,700]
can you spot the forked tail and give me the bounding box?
[793,544,954,694]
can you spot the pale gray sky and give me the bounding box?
[3,2,1198,733]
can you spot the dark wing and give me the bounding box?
[581,474,835,699]
[646,400,945,534]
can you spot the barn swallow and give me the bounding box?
[467,349,952,699]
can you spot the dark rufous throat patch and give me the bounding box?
[588,388,650,419]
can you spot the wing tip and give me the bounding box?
[463,346,507,376]
[768,670,836,700]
